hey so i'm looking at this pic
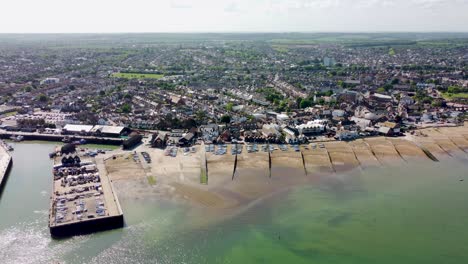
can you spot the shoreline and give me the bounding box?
[102,124,468,215]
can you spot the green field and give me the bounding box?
[442,92,468,99]
[111,72,164,79]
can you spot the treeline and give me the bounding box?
[119,70,164,74]
[399,65,457,71]
[346,41,418,48]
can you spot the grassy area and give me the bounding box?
[1,111,17,117]
[272,45,289,53]
[83,144,121,150]
[111,72,164,79]
[147,175,156,185]
[200,168,208,184]
[442,92,468,100]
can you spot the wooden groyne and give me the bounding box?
[301,151,308,176]
[0,143,13,193]
[232,153,237,181]
[200,146,208,184]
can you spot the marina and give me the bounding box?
[48,146,124,237]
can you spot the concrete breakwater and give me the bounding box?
[0,142,12,192]
[49,156,124,238]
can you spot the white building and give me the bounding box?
[40,78,60,85]
[296,120,326,135]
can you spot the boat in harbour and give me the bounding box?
[10,135,24,142]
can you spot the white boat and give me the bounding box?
[10,135,24,142]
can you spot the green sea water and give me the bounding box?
[1,142,468,263]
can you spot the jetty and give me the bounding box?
[0,140,13,192]
[49,150,123,237]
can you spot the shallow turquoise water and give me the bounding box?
[1,142,468,263]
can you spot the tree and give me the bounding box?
[195,110,207,122]
[299,98,312,109]
[182,118,197,129]
[431,100,444,107]
[325,90,333,96]
[376,87,386,93]
[121,103,132,113]
[220,115,231,124]
[383,84,393,91]
[37,94,49,102]
[225,102,234,111]
[99,90,105,96]
[296,97,302,108]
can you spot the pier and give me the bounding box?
[0,141,12,193]
[49,152,124,237]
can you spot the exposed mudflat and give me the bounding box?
[104,124,468,211]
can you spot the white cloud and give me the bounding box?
[170,0,193,9]
[0,0,466,32]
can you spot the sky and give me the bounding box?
[0,0,467,33]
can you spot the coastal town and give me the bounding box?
[0,34,467,147]
[0,33,467,237]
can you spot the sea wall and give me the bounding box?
[0,144,12,191]
[49,214,124,238]
[0,132,123,145]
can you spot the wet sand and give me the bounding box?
[103,125,468,213]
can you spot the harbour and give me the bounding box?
[49,145,124,237]
[0,130,124,145]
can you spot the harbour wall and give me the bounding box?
[0,144,12,192]
[0,132,123,145]
[49,214,124,238]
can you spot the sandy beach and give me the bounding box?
[102,124,468,213]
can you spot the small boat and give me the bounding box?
[10,135,24,142]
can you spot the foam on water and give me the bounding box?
[0,222,90,264]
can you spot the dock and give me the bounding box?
[49,152,124,238]
[0,130,123,145]
[0,141,13,192]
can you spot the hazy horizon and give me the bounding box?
[1,0,467,33]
